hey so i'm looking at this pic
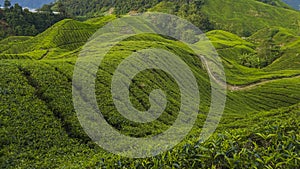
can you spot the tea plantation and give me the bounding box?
[0,14,299,168]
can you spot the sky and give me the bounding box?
[0,0,55,9]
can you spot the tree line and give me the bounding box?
[52,0,213,31]
[0,0,65,39]
[0,0,215,39]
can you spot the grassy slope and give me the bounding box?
[0,15,118,60]
[1,58,299,167]
[0,36,32,53]
[0,5,299,168]
[1,34,299,168]
[201,0,300,36]
[250,27,300,71]
[205,29,300,85]
[0,19,98,59]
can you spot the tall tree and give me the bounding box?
[57,2,67,16]
[4,0,11,8]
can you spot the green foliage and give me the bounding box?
[0,2,300,167]
[0,62,105,168]
[4,0,11,8]
[149,0,213,32]
[0,3,65,39]
[52,0,213,32]
[54,0,161,17]
[239,53,263,68]
[0,19,98,56]
[201,0,300,36]
[0,36,31,52]
[0,60,298,167]
[205,29,300,85]
[237,27,298,68]
[1,29,299,167]
[177,106,300,168]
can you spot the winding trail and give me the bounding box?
[226,75,300,91]
[200,56,300,91]
[38,50,49,60]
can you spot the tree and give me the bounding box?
[4,0,11,8]
[40,4,53,14]
[57,2,67,16]
[13,3,23,15]
[24,25,38,35]
[14,25,23,35]
[177,4,189,18]
[0,2,65,39]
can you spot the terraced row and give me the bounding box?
[0,62,108,168]
[1,59,299,167]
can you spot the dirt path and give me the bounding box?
[227,75,300,91]
[200,56,300,91]
[38,50,49,60]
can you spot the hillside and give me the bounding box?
[51,0,300,36]
[200,0,300,36]
[0,19,99,59]
[52,0,161,16]
[0,0,300,168]
[1,13,300,167]
[53,0,294,16]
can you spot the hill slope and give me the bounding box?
[0,19,99,59]
[1,38,299,167]
[52,0,300,36]
[0,1,299,168]
[201,0,300,36]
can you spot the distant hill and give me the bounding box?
[148,0,300,36]
[54,0,293,16]
[50,0,300,37]
[200,0,300,36]
[0,0,55,9]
